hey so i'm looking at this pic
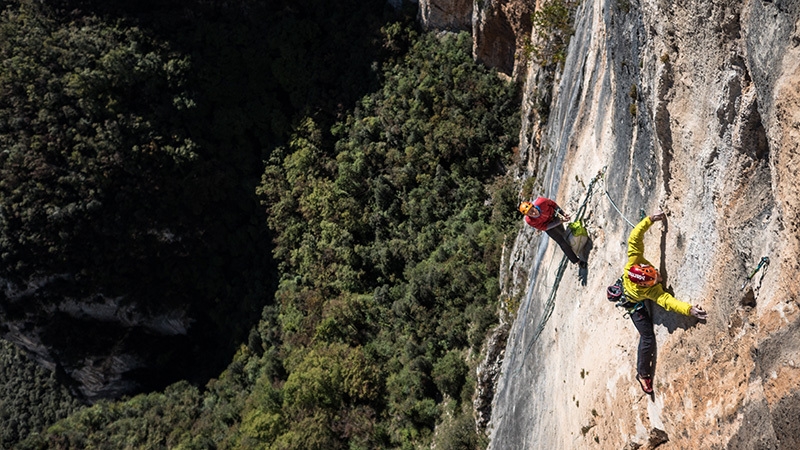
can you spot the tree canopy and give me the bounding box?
[3,1,521,448]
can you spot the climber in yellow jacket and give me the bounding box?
[622,210,707,394]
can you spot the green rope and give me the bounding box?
[514,255,568,375]
[574,167,605,222]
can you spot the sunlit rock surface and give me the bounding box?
[479,0,800,448]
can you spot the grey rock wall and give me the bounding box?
[484,0,800,448]
[419,0,473,31]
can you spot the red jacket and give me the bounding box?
[523,197,561,231]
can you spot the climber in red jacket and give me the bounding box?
[519,197,585,267]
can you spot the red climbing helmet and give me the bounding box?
[628,264,659,287]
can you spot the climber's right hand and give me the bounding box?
[690,305,707,320]
[650,210,666,222]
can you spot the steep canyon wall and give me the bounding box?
[442,0,800,447]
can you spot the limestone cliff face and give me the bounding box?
[473,0,800,448]
[420,0,536,77]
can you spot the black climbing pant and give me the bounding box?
[630,305,656,378]
[545,224,580,264]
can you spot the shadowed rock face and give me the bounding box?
[431,0,800,447]
[419,0,473,32]
[1,279,233,402]
[472,0,535,78]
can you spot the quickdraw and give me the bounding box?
[622,301,646,319]
[740,256,770,291]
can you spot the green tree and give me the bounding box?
[432,350,469,399]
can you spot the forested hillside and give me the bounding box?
[0,0,399,403]
[0,0,521,448]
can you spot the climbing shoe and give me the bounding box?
[636,374,653,394]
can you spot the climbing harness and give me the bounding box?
[740,256,770,291]
[622,301,645,319]
[607,276,645,318]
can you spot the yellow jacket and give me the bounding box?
[622,217,692,316]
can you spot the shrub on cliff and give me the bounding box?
[528,0,579,67]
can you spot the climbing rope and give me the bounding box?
[574,167,605,222]
[740,256,770,291]
[603,189,636,228]
[601,166,651,226]
[514,255,568,375]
